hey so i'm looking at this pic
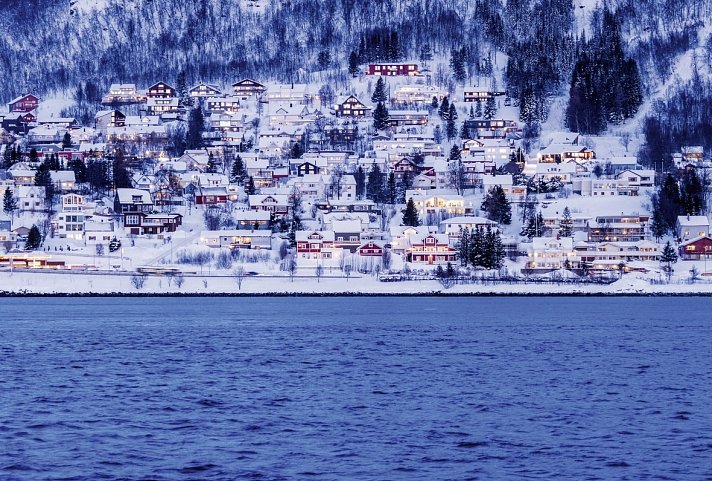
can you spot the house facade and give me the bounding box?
[406,234,457,265]
[232,79,266,99]
[9,94,40,112]
[146,82,176,98]
[366,63,419,76]
[679,235,712,260]
[334,96,370,117]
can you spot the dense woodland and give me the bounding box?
[0,0,711,163]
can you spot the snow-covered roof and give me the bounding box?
[677,215,710,227]
[295,230,335,242]
[233,210,271,221]
[115,188,152,204]
[441,216,496,226]
[331,220,363,233]
[482,174,513,186]
[50,171,76,182]
[201,229,271,238]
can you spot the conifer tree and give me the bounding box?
[457,227,470,266]
[402,197,420,226]
[438,96,450,119]
[366,165,384,202]
[26,225,42,250]
[371,77,387,103]
[230,155,246,184]
[386,172,397,204]
[430,96,439,111]
[245,176,256,195]
[373,102,390,131]
[355,166,366,199]
[660,241,678,280]
[560,207,573,237]
[469,226,485,267]
[484,96,497,120]
[481,185,512,224]
[206,153,219,173]
[62,132,72,149]
[3,187,17,220]
[186,106,205,149]
[348,51,359,77]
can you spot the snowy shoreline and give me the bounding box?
[2,270,712,297]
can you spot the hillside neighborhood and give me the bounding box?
[0,65,710,292]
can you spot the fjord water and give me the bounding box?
[1,297,710,480]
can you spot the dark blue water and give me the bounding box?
[1,297,710,480]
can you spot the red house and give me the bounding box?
[366,63,419,76]
[406,234,457,265]
[22,111,37,123]
[9,94,39,112]
[357,241,384,257]
[195,186,229,205]
[678,235,712,260]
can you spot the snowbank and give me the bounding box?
[2,270,712,296]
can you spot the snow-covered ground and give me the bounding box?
[3,266,712,295]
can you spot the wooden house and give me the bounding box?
[232,79,266,99]
[334,95,370,117]
[146,82,176,99]
[8,94,39,112]
[366,63,419,76]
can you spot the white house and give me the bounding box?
[676,215,710,241]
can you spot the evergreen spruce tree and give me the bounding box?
[290,141,304,159]
[230,155,246,184]
[457,227,470,266]
[348,51,359,77]
[438,96,450,119]
[402,197,420,226]
[371,77,387,103]
[355,166,366,199]
[397,170,413,204]
[484,96,497,120]
[460,122,470,140]
[680,169,704,215]
[366,165,384,202]
[481,186,512,224]
[245,176,256,195]
[492,229,506,269]
[660,241,678,280]
[560,207,573,237]
[373,102,390,131]
[26,225,42,250]
[386,172,397,204]
[112,157,132,189]
[449,103,458,121]
[177,70,193,108]
[469,227,485,267]
[659,174,682,231]
[481,226,496,269]
[62,132,72,149]
[186,106,205,149]
[34,163,52,189]
[3,187,17,220]
[446,115,457,141]
[475,100,482,118]
[206,153,219,173]
[68,158,88,184]
[430,96,439,112]
[649,195,667,240]
[449,145,462,162]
